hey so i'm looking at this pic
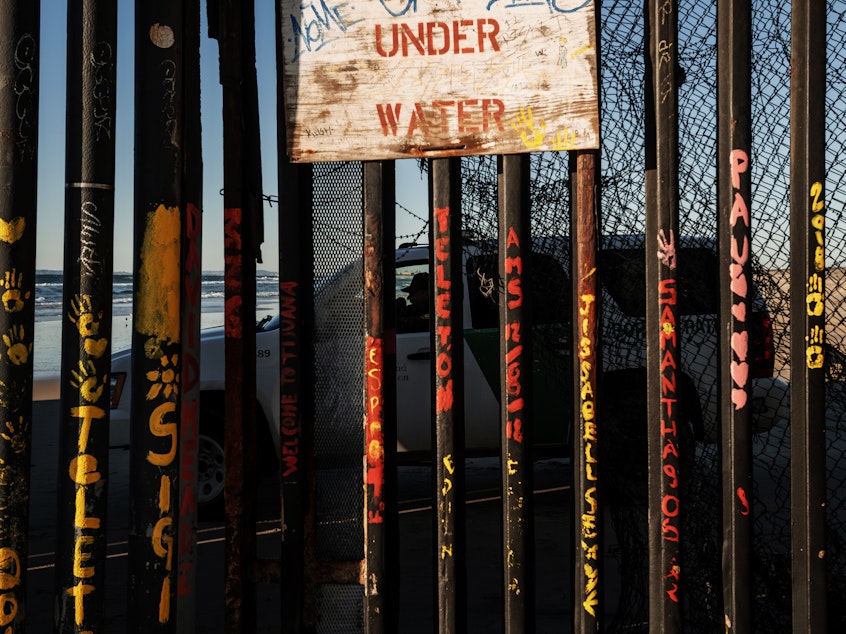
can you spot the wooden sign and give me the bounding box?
[282,0,599,162]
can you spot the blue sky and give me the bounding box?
[36,0,428,273]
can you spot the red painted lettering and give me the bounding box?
[437,351,452,378]
[376,103,401,136]
[505,322,520,343]
[375,19,500,57]
[436,292,451,319]
[437,324,451,346]
[380,99,506,137]
[663,463,678,488]
[436,380,454,413]
[662,494,680,517]
[658,278,677,304]
[436,263,451,289]
[506,419,523,443]
[506,278,522,309]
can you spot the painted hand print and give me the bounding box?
[0,270,30,313]
[657,229,677,270]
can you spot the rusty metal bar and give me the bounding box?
[430,157,466,633]
[716,0,754,630]
[789,0,828,630]
[129,1,185,630]
[363,160,398,632]
[571,149,602,631]
[0,1,39,630]
[210,0,264,628]
[176,0,202,629]
[275,4,314,627]
[363,161,386,632]
[645,0,683,629]
[56,1,117,631]
[498,154,534,632]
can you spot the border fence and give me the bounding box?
[0,0,844,632]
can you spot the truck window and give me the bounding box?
[465,252,570,329]
[599,247,718,316]
[396,263,430,333]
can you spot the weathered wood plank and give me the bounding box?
[282,0,599,162]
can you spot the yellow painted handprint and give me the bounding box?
[69,294,102,337]
[2,325,31,366]
[0,270,30,313]
[1,416,29,453]
[511,106,546,150]
[71,360,106,403]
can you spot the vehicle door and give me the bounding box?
[462,249,573,451]
[394,256,501,452]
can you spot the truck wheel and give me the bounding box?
[196,397,278,519]
[197,409,226,517]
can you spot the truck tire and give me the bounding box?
[197,394,278,519]
[197,405,226,518]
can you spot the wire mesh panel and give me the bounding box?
[434,1,844,630]
[294,1,846,630]
[312,161,365,629]
[599,0,843,630]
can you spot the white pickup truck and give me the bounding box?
[106,236,790,512]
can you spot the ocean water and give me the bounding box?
[33,271,279,377]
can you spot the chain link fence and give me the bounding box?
[306,1,845,630]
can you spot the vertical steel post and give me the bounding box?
[176,0,202,629]
[275,3,314,627]
[129,2,184,630]
[571,2,602,625]
[56,1,117,631]
[277,161,314,633]
[716,1,754,630]
[645,0,683,629]
[363,160,398,632]
[0,1,39,630]
[571,149,602,632]
[790,1,828,631]
[430,157,466,633]
[210,0,263,628]
[498,154,534,633]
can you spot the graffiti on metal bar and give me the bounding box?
[62,289,110,627]
[90,42,114,142]
[577,291,599,616]
[178,203,202,599]
[434,206,455,417]
[504,227,524,444]
[12,33,37,158]
[223,209,244,338]
[502,224,528,611]
[137,203,182,624]
[280,281,300,478]
[657,230,681,603]
[806,181,825,370]
[79,203,104,276]
[728,150,750,410]
[0,217,33,629]
[366,336,385,524]
[434,204,456,561]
